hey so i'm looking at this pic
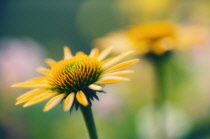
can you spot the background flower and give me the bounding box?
[94,21,208,56]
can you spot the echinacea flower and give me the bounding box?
[11,47,139,112]
[126,21,176,55]
[95,21,207,56]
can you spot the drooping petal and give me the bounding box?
[105,59,139,73]
[76,91,88,106]
[102,51,134,69]
[36,67,50,75]
[45,58,57,67]
[101,70,134,77]
[64,93,75,111]
[88,84,103,91]
[43,93,66,112]
[16,89,47,104]
[101,56,115,65]
[11,82,51,88]
[16,88,45,100]
[89,48,99,57]
[96,76,130,84]
[27,76,49,83]
[64,46,72,59]
[98,47,112,61]
[12,77,49,88]
[23,91,58,107]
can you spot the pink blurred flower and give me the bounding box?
[0,38,45,87]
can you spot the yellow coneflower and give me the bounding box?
[127,21,177,55]
[94,22,177,56]
[11,47,139,112]
[95,21,207,57]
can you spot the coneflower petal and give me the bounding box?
[36,67,50,75]
[90,48,99,57]
[102,51,134,69]
[101,70,134,77]
[64,46,72,59]
[23,91,58,107]
[45,58,57,67]
[16,89,47,104]
[88,84,103,91]
[11,82,51,88]
[105,59,139,73]
[43,93,66,112]
[16,88,45,100]
[76,91,88,106]
[64,93,75,111]
[27,76,49,83]
[98,47,112,61]
[96,76,130,84]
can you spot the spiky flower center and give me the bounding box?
[50,55,102,93]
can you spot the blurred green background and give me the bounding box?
[0,0,210,139]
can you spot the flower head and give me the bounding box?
[95,21,207,56]
[127,21,176,55]
[11,47,139,112]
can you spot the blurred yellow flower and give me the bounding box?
[127,21,176,55]
[11,47,138,112]
[94,21,207,56]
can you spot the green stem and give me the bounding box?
[153,57,166,109]
[151,54,170,139]
[80,105,98,139]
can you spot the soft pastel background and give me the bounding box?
[0,0,210,139]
